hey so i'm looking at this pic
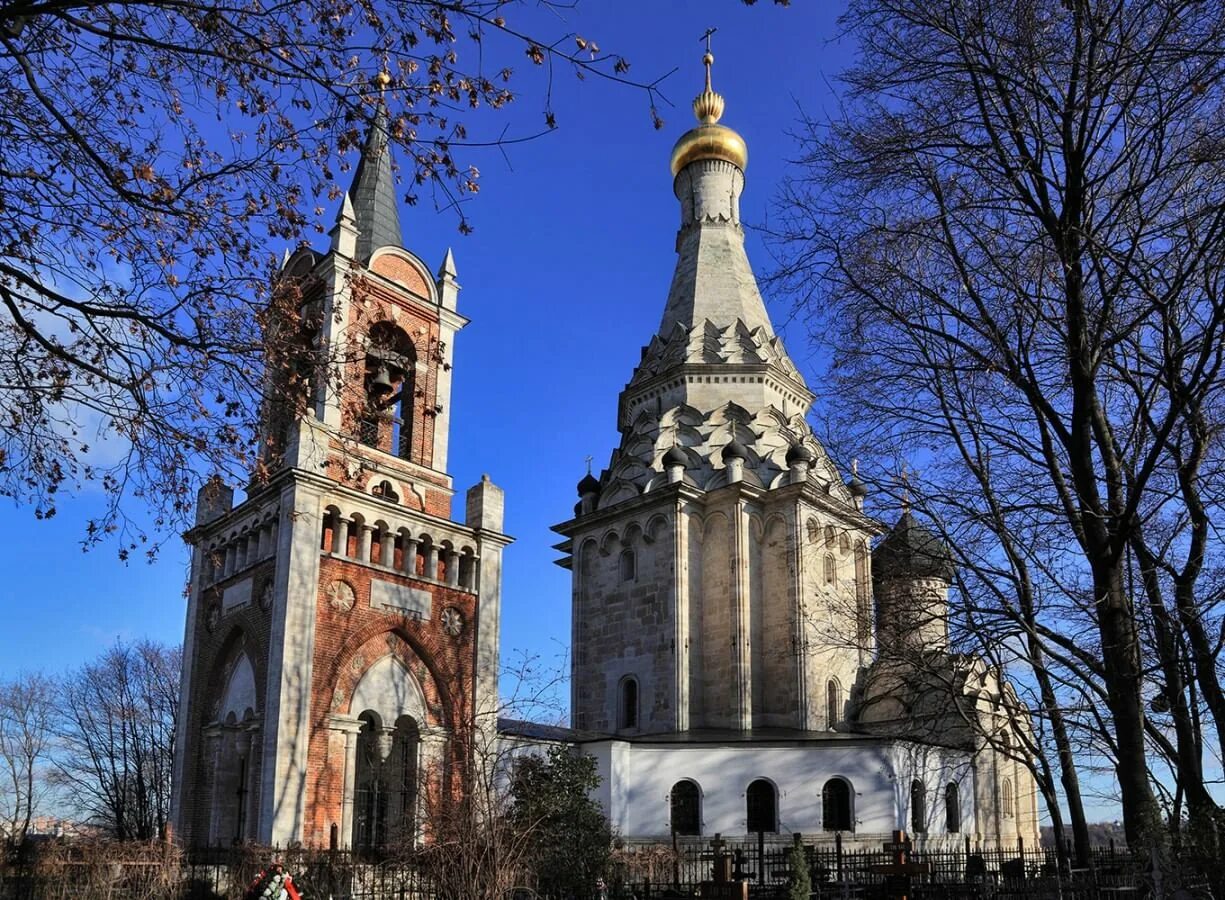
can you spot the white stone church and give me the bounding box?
[508,52,1041,849]
[170,51,1040,852]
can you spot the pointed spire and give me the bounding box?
[438,247,458,280]
[347,99,403,262]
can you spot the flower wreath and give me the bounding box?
[244,863,302,900]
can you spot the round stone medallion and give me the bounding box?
[327,580,356,612]
[441,606,464,637]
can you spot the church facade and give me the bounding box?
[169,105,510,850]
[171,53,1040,853]
[542,52,1041,848]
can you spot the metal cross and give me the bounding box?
[701,27,717,52]
[585,454,593,475]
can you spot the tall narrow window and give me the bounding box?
[826,680,841,729]
[353,714,388,853]
[394,366,416,459]
[746,780,777,833]
[670,781,701,836]
[620,548,636,582]
[234,755,248,842]
[911,780,927,834]
[854,541,871,646]
[824,554,837,585]
[619,677,639,730]
[945,783,960,833]
[1002,778,1014,818]
[822,778,852,831]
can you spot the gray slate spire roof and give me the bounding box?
[348,103,404,261]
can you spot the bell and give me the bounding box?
[368,364,394,399]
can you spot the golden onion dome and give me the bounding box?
[669,49,748,177]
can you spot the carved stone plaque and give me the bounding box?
[328,580,356,612]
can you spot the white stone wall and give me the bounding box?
[571,506,679,734]
[585,737,978,846]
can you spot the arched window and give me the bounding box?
[360,322,417,460]
[1002,778,1014,818]
[945,782,960,833]
[746,779,777,833]
[670,781,701,836]
[824,524,836,546]
[353,713,388,852]
[372,479,399,503]
[352,711,421,853]
[839,532,851,554]
[619,548,636,582]
[910,780,927,834]
[824,554,837,585]
[822,778,853,831]
[619,677,639,730]
[854,541,871,645]
[826,680,841,729]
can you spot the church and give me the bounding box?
[170,51,1039,852]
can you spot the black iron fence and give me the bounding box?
[1,839,1217,900]
[608,836,1212,900]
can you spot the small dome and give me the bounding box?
[785,442,815,466]
[670,124,748,177]
[577,473,601,497]
[668,48,748,177]
[663,446,689,468]
[873,512,955,583]
[846,475,869,498]
[721,439,750,462]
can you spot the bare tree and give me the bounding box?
[54,641,181,840]
[0,672,56,851]
[770,0,1225,850]
[0,0,697,552]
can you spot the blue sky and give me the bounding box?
[0,1,1131,822]
[0,0,843,678]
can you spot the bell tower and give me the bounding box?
[170,98,510,851]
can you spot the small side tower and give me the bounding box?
[170,101,511,851]
[871,511,954,658]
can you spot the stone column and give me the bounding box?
[358,525,374,564]
[223,543,235,578]
[204,724,224,846]
[329,715,363,850]
[333,514,350,557]
[243,725,261,841]
[380,530,395,569]
[402,536,419,575]
[444,550,459,587]
[424,544,439,581]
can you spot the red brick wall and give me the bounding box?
[369,253,431,298]
[301,556,478,846]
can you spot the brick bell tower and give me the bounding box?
[170,102,510,851]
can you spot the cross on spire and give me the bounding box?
[700,27,717,91]
[585,454,593,475]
